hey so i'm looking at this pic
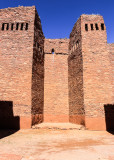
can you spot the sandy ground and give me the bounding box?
[0,129,114,160]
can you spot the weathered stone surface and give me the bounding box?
[44,39,69,54]
[68,14,114,130]
[0,6,44,129]
[0,6,113,130]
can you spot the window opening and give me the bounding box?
[6,23,9,30]
[25,23,28,30]
[95,23,99,30]
[11,23,14,30]
[85,24,88,31]
[2,23,9,31]
[52,48,55,54]
[16,23,19,30]
[20,23,24,30]
[90,24,94,30]
[101,23,104,30]
[2,23,5,30]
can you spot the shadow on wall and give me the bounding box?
[104,104,114,134]
[0,101,20,139]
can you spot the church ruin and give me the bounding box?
[0,6,113,130]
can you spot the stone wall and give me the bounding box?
[68,14,113,130]
[81,15,112,130]
[0,6,35,128]
[44,39,69,54]
[32,9,45,125]
[108,43,114,102]
[44,39,69,122]
[0,6,45,129]
[0,6,113,131]
[68,17,85,125]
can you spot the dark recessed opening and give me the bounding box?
[11,23,14,30]
[2,23,9,31]
[25,23,28,30]
[2,23,5,30]
[85,24,88,31]
[90,24,94,30]
[16,23,19,30]
[95,23,99,30]
[101,23,104,30]
[20,23,24,30]
[0,101,20,131]
[6,23,9,30]
[76,41,79,48]
[52,48,55,54]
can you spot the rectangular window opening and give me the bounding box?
[11,23,14,30]
[25,23,28,30]
[6,23,9,30]
[95,23,99,30]
[90,24,94,30]
[2,23,5,30]
[20,23,24,30]
[2,23,9,31]
[101,23,104,30]
[85,24,88,31]
[16,23,19,30]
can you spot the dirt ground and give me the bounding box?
[0,129,114,160]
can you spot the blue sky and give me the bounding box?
[0,0,114,43]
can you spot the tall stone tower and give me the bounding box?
[68,14,113,130]
[0,6,44,129]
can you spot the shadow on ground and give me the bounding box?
[104,104,114,135]
[0,130,19,139]
[0,101,20,139]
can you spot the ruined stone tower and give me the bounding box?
[0,6,113,130]
[0,6,44,128]
[68,15,113,130]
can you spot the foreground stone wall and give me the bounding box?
[44,39,69,122]
[68,14,113,130]
[81,15,112,130]
[0,6,45,129]
[0,6,35,128]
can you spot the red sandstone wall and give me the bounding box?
[44,39,69,122]
[0,6,35,129]
[69,14,113,130]
[68,17,85,125]
[44,39,69,54]
[32,9,45,125]
[108,43,114,103]
[81,15,112,130]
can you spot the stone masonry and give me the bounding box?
[69,15,114,130]
[44,39,69,122]
[0,6,113,130]
[0,6,44,129]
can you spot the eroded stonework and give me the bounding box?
[0,6,113,130]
